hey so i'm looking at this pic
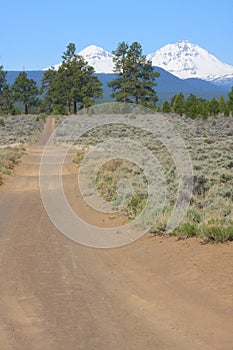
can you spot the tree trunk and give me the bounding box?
[67,101,71,116]
[73,99,77,114]
[25,103,28,115]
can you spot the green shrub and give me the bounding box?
[200,223,233,243]
[73,149,85,164]
[174,223,198,239]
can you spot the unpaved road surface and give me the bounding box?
[0,118,232,350]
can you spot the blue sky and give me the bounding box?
[1,0,233,70]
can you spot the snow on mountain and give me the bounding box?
[44,41,233,83]
[44,45,114,73]
[146,40,233,81]
[78,45,114,73]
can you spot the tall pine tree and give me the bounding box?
[12,72,38,114]
[0,65,14,114]
[42,43,103,115]
[108,41,159,109]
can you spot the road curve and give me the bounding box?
[0,118,232,350]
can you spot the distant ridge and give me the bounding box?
[6,69,229,103]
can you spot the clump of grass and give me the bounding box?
[73,148,86,165]
[174,223,198,239]
[172,218,233,243]
[200,220,233,243]
[0,146,26,185]
[125,196,147,220]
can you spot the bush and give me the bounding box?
[200,222,233,243]
[174,223,198,239]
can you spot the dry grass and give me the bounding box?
[0,146,26,185]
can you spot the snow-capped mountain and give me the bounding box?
[78,45,114,73]
[45,45,114,73]
[147,40,233,81]
[45,41,233,83]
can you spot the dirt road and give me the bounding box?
[0,118,232,349]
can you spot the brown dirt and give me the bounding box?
[0,118,232,350]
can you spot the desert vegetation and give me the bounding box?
[0,114,45,184]
[0,146,26,185]
[71,111,233,243]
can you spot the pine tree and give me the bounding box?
[12,72,38,114]
[196,100,209,119]
[0,65,14,114]
[173,93,185,115]
[185,93,198,118]
[41,68,59,113]
[218,94,226,114]
[208,98,219,116]
[108,41,159,109]
[42,43,103,115]
[228,86,233,114]
[162,100,171,113]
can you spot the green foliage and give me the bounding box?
[208,98,219,116]
[228,86,233,113]
[162,89,233,119]
[224,107,230,117]
[108,41,160,108]
[174,223,198,239]
[0,65,15,114]
[41,43,103,115]
[125,196,146,220]
[173,92,185,115]
[162,100,171,113]
[185,93,198,118]
[212,119,216,126]
[200,220,233,243]
[218,94,226,113]
[0,118,5,127]
[0,147,26,184]
[73,149,85,164]
[12,72,38,114]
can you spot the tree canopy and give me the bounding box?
[12,72,38,114]
[108,41,160,109]
[42,43,103,115]
[0,65,15,114]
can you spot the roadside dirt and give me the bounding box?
[0,118,232,349]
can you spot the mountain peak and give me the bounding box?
[78,45,114,73]
[44,41,233,82]
[147,41,233,80]
[79,45,112,57]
